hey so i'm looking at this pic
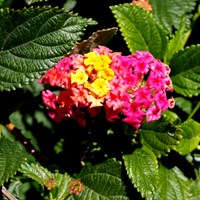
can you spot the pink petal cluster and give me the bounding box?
[40,46,174,129]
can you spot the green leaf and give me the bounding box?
[74,158,128,199]
[170,45,200,97]
[154,165,190,200]
[176,119,200,155]
[149,0,197,34]
[0,7,96,91]
[0,137,27,185]
[19,163,55,188]
[49,172,72,200]
[24,0,48,5]
[164,16,188,64]
[123,147,159,200]
[139,111,183,157]
[174,97,193,115]
[110,3,168,59]
[188,178,200,200]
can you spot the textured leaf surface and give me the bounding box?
[123,147,159,200]
[74,158,128,199]
[154,165,190,200]
[110,3,168,59]
[139,111,183,157]
[170,45,200,97]
[0,7,96,91]
[188,179,200,200]
[150,0,197,34]
[176,119,200,155]
[164,17,187,64]
[20,163,55,187]
[0,137,27,185]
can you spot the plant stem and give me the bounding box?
[187,101,200,120]
[1,186,18,200]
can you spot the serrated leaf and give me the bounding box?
[188,178,200,200]
[170,45,200,97]
[139,111,183,157]
[123,147,159,200]
[176,119,200,155]
[0,137,27,185]
[164,16,188,64]
[19,162,55,187]
[74,158,128,199]
[70,27,118,54]
[110,3,168,59]
[49,173,72,200]
[0,7,96,91]
[149,0,197,34]
[153,165,190,200]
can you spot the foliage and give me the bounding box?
[0,0,200,199]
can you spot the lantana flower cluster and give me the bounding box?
[40,46,174,129]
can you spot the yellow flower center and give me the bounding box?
[71,69,88,85]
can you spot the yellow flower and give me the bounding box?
[71,69,88,85]
[84,52,111,71]
[97,68,114,81]
[90,78,110,97]
[87,94,104,108]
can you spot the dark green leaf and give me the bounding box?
[139,111,183,157]
[0,137,27,185]
[0,7,96,91]
[74,158,128,199]
[150,0,197,34]
[110,3,168,59]
[154,165,190,200]
[170,45,200,97]
[123,147,159,200]
[176,119,200,155]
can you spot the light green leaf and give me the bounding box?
[24,0,48,5]
[110,3,168,59]
[154,165,190,200]
[174,97,193,115]
[139,111,183,157]
[176,119,200,155]
[0,7,96,91]
[19,163,55,187]
[0,137,27,185]
[188,178,200,200]
[164,16,188,64]
[170,45,200,97]
[74,158,128,199]
[149,0,197,34]
[123,147,159,200]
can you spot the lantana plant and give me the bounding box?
[0,0,200,200]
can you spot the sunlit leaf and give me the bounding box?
[0,7,96,91]
[150,0,197,34]
[123,147,159,200]
[170,45,200,97]
[110,3,168,59]
[176,119,200,155]
[154,165,190,200]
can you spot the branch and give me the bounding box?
[1,186,18,200]
[5,122,49,165]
